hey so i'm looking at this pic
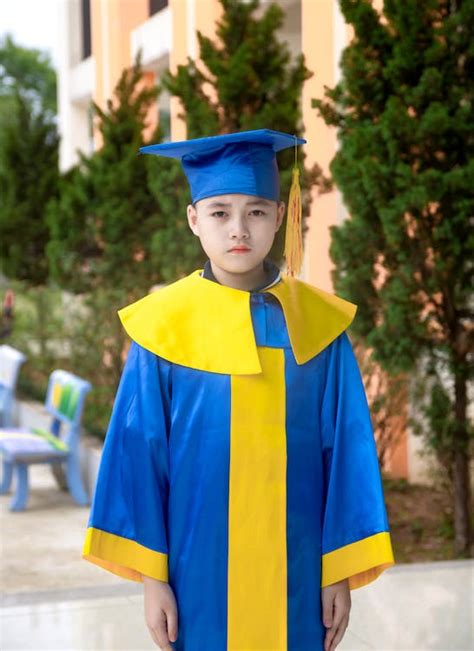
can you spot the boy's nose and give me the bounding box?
[229,216,250,238]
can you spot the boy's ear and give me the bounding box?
[187,203,199,236]
[276,201,286,231]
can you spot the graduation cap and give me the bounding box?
[140,129,307,277]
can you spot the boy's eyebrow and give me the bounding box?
[245,199,272,206]
[206,201,233,208]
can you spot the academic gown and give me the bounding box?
[82,267,395,651]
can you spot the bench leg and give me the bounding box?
[65,455,89,506]
[0,459,13,493]
[51,462,68,491]
[10,463,29,511]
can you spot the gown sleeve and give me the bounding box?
[82,340,171,583]
[320,331,395,590]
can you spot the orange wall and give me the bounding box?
[301,0,338,293]
[195,0,222,35]
[169,0,221,141]
[91,0,149,145]
[169,0,188,141]
[90,0,222,146]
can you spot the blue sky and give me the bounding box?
[0,0,60,67]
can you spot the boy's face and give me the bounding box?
[187,193,285,276]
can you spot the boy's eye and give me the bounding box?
[209,209,266,218]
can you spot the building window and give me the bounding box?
[88,103,95,154]
[149,0,168,16]
[158,107,171,142]
[157,86,171,142]
[81,0,92,60]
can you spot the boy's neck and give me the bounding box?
[206,259,277,292]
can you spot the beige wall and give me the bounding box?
[169,0,188,141]
[90,0,149,146]
[169,0,222,141]
[301,0,343,292]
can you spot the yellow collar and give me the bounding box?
[118,269,357,375]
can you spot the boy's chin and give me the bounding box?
[218,256,264,274]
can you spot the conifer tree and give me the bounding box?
[47,56,162,295]
[0,37,58,284]
[0,35,57,116]
[152,0,327,268]
[0,91,58,284]
[313,0,473,555]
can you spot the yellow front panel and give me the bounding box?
[228,347,287,650]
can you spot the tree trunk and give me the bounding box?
[453,363,472,556]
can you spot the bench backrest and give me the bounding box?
[45,370,92,450]
[0,345,26,391]
[0,345,27,426]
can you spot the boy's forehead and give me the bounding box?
[198,194,274,208]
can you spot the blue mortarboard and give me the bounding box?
[139,129,306,204]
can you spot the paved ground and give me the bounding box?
[0,463,120,595]
[1,400,473,650]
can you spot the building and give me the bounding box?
[57,0,415,482]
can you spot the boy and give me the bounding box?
[82,129,395,651]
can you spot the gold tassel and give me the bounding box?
[284,163,303,277]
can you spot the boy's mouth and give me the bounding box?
[229,246,251,252]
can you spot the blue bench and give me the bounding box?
[0,369,92,511]
[0,345,27,427]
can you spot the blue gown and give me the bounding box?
[83,268,394,651]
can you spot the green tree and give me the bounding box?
[47,55,162,295]
[152,0,328,275]
[0,37,59,285]
[147,154,207,282]
[0,91,59,284]
[0,34,57,116]
[312,0,473,555]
